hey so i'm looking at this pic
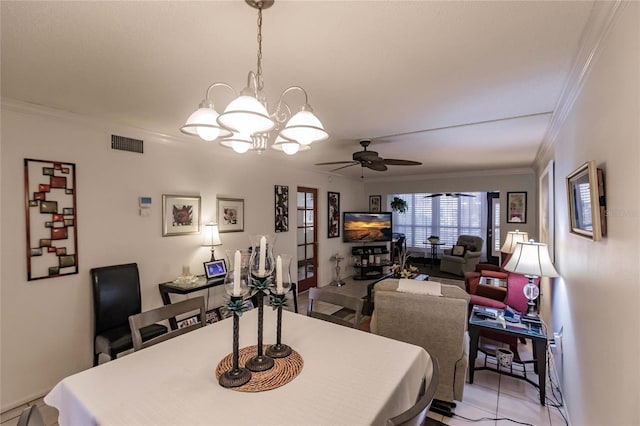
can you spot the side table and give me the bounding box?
[468,311,548,405]
[425,242,445,269]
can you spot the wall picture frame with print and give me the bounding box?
[217,197,244,233]
[506,192,527,224]
[369,195,382,213]
[274,185,289,233]
[328,191,340,238]
[162,194,201,236]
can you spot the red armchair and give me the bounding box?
[467,272,539,359]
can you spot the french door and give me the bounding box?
[296,187,318,292]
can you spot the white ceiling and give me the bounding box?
[1,1,595,179]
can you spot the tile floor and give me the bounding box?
[1,286,569,426]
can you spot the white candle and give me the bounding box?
[276,255,283,294]
[258,235,266,276]
[233,250,241,296]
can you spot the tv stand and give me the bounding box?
[351,245,390,280]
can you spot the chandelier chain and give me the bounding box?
[256,7,264,91]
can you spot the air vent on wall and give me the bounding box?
[111,134,143,154]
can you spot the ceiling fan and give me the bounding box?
[424,193,476,198]
[315,139,422,173]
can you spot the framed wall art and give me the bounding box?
[274,185,289,233]
[217,197,244,233]
[566,160,606,241]
[539,160,555,261]
[24,158,79,280]
[506,192,527,224]
[328,191,340,238]
[369,195,382,213]
[162,194,201,236]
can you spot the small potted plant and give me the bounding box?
[428,235,440,244]
[390,197,408,213]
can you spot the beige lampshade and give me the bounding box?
[503,241,558,277]
[202,223,222,247]
[500,230,529,254]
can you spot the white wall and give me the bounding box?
[0,101,364,410]
[539,3,640,425]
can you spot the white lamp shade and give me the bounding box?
[279,110,329,145]
[220,133,252,154]
[203,223,222,247]
[180,107,231,141]
[217,95,275,135]
[503,241,558,277]
[271,136,310,155]
[500,230,529,254]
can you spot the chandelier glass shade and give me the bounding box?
[180,1,328,155]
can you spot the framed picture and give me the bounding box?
[205,308,221,325]
[369,195,382,213]
[162,194,201,236]
[566,160,606,241]
[203,259,227,280]
[24,158,79,280]
[217,197,244,233]
[539,160,555,261]
[274,185,289,233]
[506,192,527,223]
[176,315,200,329]
[328,191,340,238]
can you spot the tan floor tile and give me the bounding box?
[497,373,543,404]
[0,416,19,426]
[497,392,551,425]
[441,401,496,425]
[463,383,499,414]
[469,368,501,391]
[548,404,569,426]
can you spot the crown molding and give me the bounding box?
[1,97,191,145]
[536,0,625,164]
[362,167,535,184]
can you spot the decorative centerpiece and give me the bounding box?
[266,253,292,358]
[218,249,252,388]
[428,235,440,244]
[390,245,419,278]
[246,234,276,372]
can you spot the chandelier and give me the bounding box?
[180,0,328,155]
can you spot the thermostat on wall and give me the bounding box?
[139,196,152,216]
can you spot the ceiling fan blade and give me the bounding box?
[456,193,476,197]
[365,161,388,171]
[424,193,443,198]
[382,159,423,166]
[331,163,359,172]
[315,161,358,166]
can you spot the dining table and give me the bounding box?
[45,308,433,426]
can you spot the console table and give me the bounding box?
[468,311,548,405]
[159,278,298,330]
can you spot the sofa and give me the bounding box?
[439,235,484,276]
[370,278,469,404]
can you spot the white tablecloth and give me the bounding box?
[45,309,432,426]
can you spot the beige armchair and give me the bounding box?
[439,235,484,276]
[371,279,470,407]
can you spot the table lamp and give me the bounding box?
[500,230,529,266]
[503,240,558,323]
[202,223,222,261]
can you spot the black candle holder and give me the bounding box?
[245,277,275,372]
[219,296,251,388]
[266,293,292,358]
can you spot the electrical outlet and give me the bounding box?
[551,326,563,354]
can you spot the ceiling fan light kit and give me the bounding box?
[180,0,328,155]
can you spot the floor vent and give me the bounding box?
[111,135,143,154]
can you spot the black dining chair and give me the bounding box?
[91,263,167,365]
[387,357,440,426]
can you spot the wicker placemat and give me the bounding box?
[215,345,303,392]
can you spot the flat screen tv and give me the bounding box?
[343,212,393,243]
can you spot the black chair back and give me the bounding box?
[91,263,142,335]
